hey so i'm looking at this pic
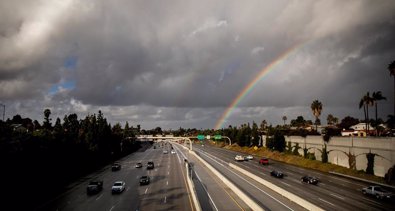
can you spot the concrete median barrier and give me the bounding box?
[189,151,264,211]
[229,163,324,211]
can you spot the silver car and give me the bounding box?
[112,181,126,194]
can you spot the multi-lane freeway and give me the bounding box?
[40,142,194,211]
[193,143,395,211]
[36,140,395,211]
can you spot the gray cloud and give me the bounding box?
[1,0,394,129]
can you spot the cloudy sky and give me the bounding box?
[1,0,394,130]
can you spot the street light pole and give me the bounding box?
[0,103,5,121]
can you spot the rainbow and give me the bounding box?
[214,42,305,130]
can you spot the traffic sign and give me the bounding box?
[206,135,211,140]
[214,135,222,140]
[197,135,205,140]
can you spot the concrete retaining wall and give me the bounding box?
[285,136,395,177]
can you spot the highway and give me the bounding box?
[173,143,252,211]
[194,143,395,211]
[35,140,395,211]
[39,142,194,211]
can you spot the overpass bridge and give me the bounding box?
[135,136,195,150]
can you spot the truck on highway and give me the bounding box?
[362,185,394,200]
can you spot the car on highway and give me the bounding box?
[111,181,126,194]
[301,176,319,185]
[362,186,394,200]
[244,155,254,160]
[171,150,176,154]
[163,150,168,154]
[111,163,121,171]
[235,155,245,161]
[259,157,269,165]
[139,176,150,185]
[147,161,155,170]
[86,181,103,195]
[270,170,284,178]
[135,162,143,168]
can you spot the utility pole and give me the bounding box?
[0,103,5,121]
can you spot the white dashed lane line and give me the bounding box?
[95,193,103,201]
[330,193,344,200]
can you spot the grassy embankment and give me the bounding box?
[212,141,387,184]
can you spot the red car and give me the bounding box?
[259,157,269,165]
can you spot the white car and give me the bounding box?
[171,150,176,154]
[245,155,254,160]
[235,155,244,161]
[112,181,126,194]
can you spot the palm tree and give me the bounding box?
[311,100,323,131]
[282,116,287,126]
[388,60,395,117]
[359,92,374,135]
[372,91,386,135]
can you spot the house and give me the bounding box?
[341,129,358,136]
[344,123,375,137]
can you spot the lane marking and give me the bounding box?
[281,181,291,187]
[195,172,219,211]
[167,181,169,186]
[109,205,115,211]
[318,198,336,207]
[145,188,149,194]
[168,171,170,175]
[95,193,103,201]
[199,149,294,211]
[164,196,167,203]
[330,193,344,200]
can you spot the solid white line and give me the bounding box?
[330,193,344,200]
[200,150,294,211]
[318,198,335,207]
[195,172,219,211]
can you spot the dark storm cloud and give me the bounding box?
[1,0,395,128]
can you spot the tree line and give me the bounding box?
[0,110,142,210]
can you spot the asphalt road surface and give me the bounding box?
[39,142,194,211]
[194,143,395,211]
[173,143,252,211]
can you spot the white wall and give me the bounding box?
[285,136,395,177]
